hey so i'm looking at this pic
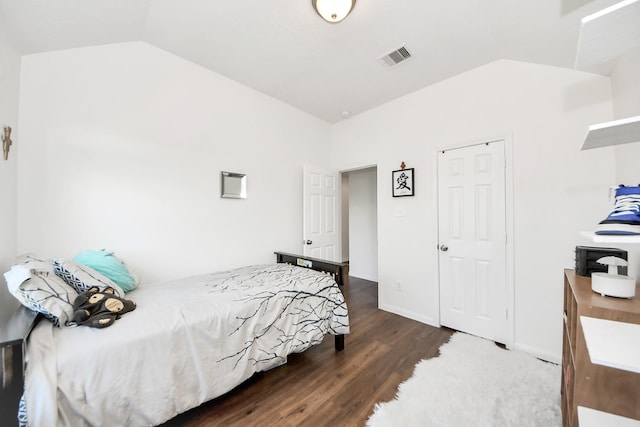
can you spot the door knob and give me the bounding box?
[305,240,313,245]
[439,245,448,252]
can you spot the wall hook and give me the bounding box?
[400,161,406,170]
[2,126,12,160]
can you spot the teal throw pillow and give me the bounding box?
[73,250,136,292]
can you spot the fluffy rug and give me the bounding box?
[367,333,561,427]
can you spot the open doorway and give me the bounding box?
[341,167,378,282]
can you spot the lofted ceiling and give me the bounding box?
[0,0,625,123]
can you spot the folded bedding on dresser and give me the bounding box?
[25,263,349,427]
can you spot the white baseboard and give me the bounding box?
[349,271,378,282]
[378,303,439,328]
[513,342,561,364]
[378,303,561,365]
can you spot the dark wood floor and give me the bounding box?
[162,276,454,427]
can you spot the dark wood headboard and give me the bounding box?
[0,306,40,427]
[274,251,345,287]
[274,252,346,352]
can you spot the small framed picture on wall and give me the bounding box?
[392,168,414,197]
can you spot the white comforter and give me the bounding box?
[25,264,349,427]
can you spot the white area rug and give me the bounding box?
[367,332,561,427]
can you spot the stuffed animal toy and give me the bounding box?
[70,286,136,328]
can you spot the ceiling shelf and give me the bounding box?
[575,0,640,74]
[574,0,640,151]
[581,231,640,244]
[581,115,640,150]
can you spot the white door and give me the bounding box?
[303,165,340,262]
[437,140,508,343]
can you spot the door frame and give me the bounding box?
[303,162,380,269]
[433,134,514,349]
[338,162,380,282]
[339,164,379,282]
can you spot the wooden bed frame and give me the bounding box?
[0,252,346,426]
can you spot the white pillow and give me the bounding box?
[14,253,54,273]
[53,259,125,298]
[4,264,32,293]
[8,270,78,327]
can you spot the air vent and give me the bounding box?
[378,45,413,68]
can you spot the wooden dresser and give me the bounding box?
[562,269,640,426]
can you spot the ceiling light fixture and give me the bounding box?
[312,0,356,23]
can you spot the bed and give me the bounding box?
[0,251,349,427]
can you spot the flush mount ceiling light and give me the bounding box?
[312,0,356,23]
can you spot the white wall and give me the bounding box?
[10,41,629,362]
[610,49,640,185]
[17,42,332,284]
[347,167,378,281]
[330,60,615,361]
[0,17,21,322]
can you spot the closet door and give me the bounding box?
[437,140,508,343]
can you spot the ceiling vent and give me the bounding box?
[378,45,413,68]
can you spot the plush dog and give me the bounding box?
[71,286,136,328]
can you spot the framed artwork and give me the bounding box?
[221,171,247,199]
[392,168,414,197]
